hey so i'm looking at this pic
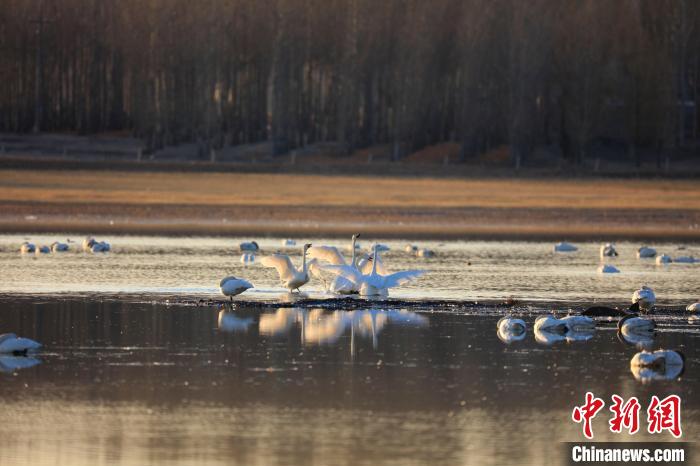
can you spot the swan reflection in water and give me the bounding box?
[217,307,255,333]
[0,356,41,373]
[254,308,429,348]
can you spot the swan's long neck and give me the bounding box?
[302,249,308,273]
[351,236,357,268]
[370,246,379,276]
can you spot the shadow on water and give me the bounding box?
[0,298,698,465]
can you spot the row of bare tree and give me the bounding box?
[1,0,698,163]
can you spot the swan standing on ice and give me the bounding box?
[19,242,36,254]
[600,243,618,257]
[632,286,656,312]
[51,241,69,252]
[261,243,313,292]
[656,254,672,265]
[322,244,424,296]
[308,234,361,294]
[239,241,260,252]
[219,276,253,300]
[554,242,578,252]
[637,246,656,258]
[0,333,41,355]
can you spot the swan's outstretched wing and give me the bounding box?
[381,270,425,288]
[320,264,364,286]
[308,246,347,266]
[261,254,298,281]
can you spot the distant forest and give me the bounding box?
[1,0,699,164]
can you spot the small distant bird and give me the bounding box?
[0,333,42,355]
[636,246,656,258]
[674,256,698,264]
[261,243,313,292]
[554,242,577,252]
[656,254,672,265]
[19,242,36,254]
[51,241,69,252]
[600,243,618,257]
[597,264,619,274]
[281,239,296,247]
[632,286,656,312]
[35,245,50,254]
[239,241,260,252]
[219,276,253,300]
[496,317,527,343]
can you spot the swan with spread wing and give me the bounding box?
[261,243,313,292]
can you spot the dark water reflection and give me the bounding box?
[0,298,697,465]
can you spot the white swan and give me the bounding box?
[618,314,655,336]
[637,246,656,258]
[19,242,36,254]
[281,239,296,247]
[415,248,436,258]
[219,276,253,300]
[261,243,313,292]
[496,317,527,343]
[405,244,418,253]
[308,234,368,294]
[240,253,256,265]
[82,237,95,251]
[600,243,618,257]
[0,333,42,354]
[370,243,390,253]
[656,254,672,265]
[51,241,69,252]
[674,255,698,263]
[239,241,259,252]
[534,315,595,345]
[554,242,577,252]
[686,302,700,312]
[35,245,50,254]
[322,244,424,296]
[630,349,685,382]
[597,264,619,274]
[84,237,110,252]
[632,286,656,311]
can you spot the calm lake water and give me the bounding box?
[0,235,698,465]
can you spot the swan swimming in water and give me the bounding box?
[219,276,253,300]
[239,241,259,252]
[637,246,656,258]
[630,349,685,383]
[600,243,618,257]
[496,317,527,343]
[553,242,577,252]
[618,314,655,349]
[261,243,313,292]
[322,244,424,296]
[19,242,36,254]
[632,286,656,312]
[0,333,42,355]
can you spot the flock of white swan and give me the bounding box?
[19,237,111,254]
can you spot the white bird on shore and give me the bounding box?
[19,242,36,254]
[322,244,424,296]
[656,254,672,265]
[240,253,256,265]
[239,241,259,252]
[554,242,577,252]
[308,234,362,294]
[637,246,656,258]
[600,243,618,257]
[261,243,313,292]
[496,317,527,343]
[632,286,656,311]
[597,264,620,274]
[84,237,110,252]
[405,244,418,253]
[51,241,69,252]
[281,239,296,247]
[0,333,41,355]
[35,245,50,254]
[219,276,253,300]
[630,349,685,382]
